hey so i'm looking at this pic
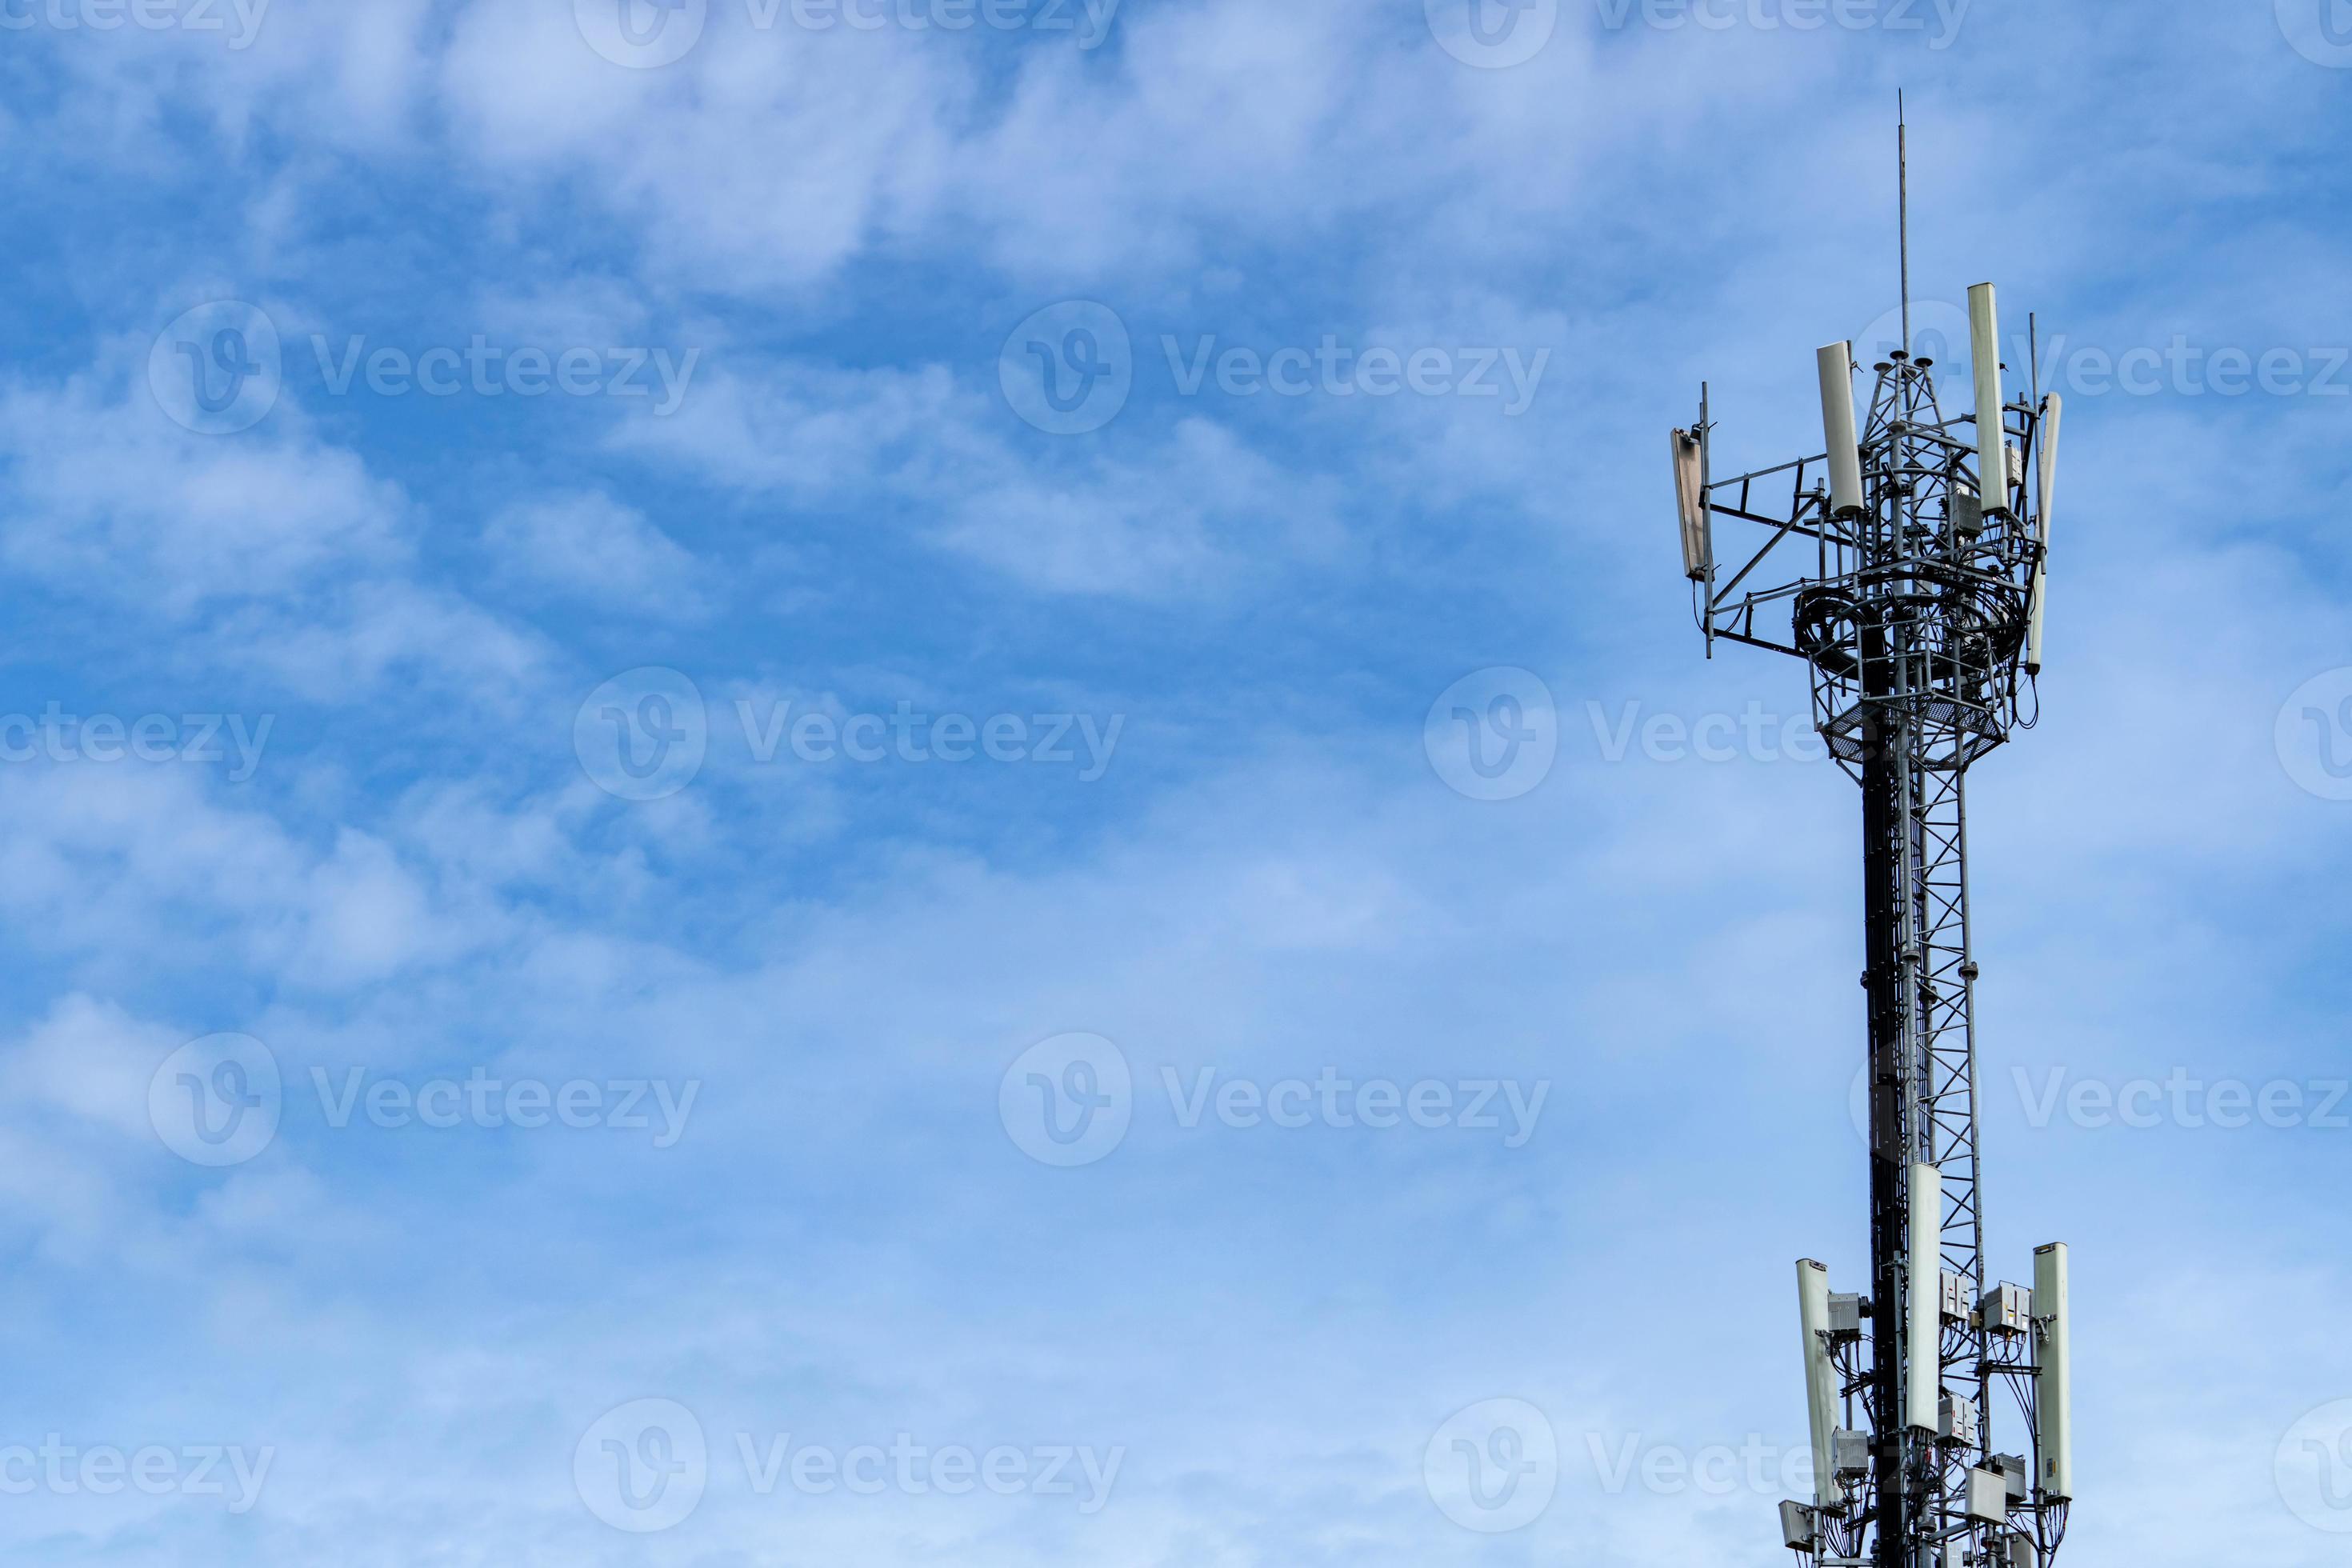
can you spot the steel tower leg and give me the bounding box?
[1861,618,1994,1564]
[1859,631,1910,1568]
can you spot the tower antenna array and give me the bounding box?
[1668,113,2077,1568]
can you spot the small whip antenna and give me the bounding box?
[1898,90,1910,358]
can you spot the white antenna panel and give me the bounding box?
[2035,1242,2074,1500]
[1798,1259,1846,1508]
[1969,283,2006,514]
[1906,1162,1943,1431]
[2027,394,2062,674]
[1818,342,1866,517]
[1672,428,1710,580]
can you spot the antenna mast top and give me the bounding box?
[1898,90,1910,358]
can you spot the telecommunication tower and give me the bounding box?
[1670,110,2077,1568]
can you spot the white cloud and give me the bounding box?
[0,358,407,611]
[482,489,708,614]
[617,354,1346,596]
[3,992,181,1138]
[439,0,962,291]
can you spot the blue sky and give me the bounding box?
[1,1,2350,1562]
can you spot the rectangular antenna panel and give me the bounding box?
[2036,1242,2074,1499]
[1969,283,2007,513]
[1817,342,1866,517]
[1798,1258,1846,1507]
[1906,1163,1942,1431]
[1672,428,1710,580]
[2027,394,2062,673]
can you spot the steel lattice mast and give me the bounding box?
[1669,118,2076,1568]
